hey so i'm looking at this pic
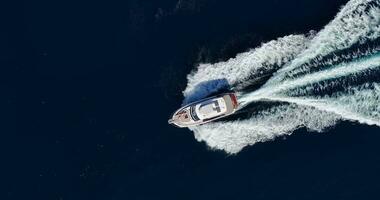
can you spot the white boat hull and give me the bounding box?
[168,93,239,128]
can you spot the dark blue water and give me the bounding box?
[3,0,380,199]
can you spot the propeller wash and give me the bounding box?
[183,0,380,154]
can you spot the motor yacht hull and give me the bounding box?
[168,93,239,128]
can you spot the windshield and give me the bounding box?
[190,106,200,121]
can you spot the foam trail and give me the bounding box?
[182,0,380,154]
[183,34,312,103]
[191,104,341,153]
[266,0,380,85]
[262,93,380,126]
[241,52,380,102]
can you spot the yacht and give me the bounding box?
[168,93,239,128]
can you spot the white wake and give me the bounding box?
[183,0,380,154]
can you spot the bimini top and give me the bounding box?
[168,93,238,128]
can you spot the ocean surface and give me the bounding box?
[3,0,380,199]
